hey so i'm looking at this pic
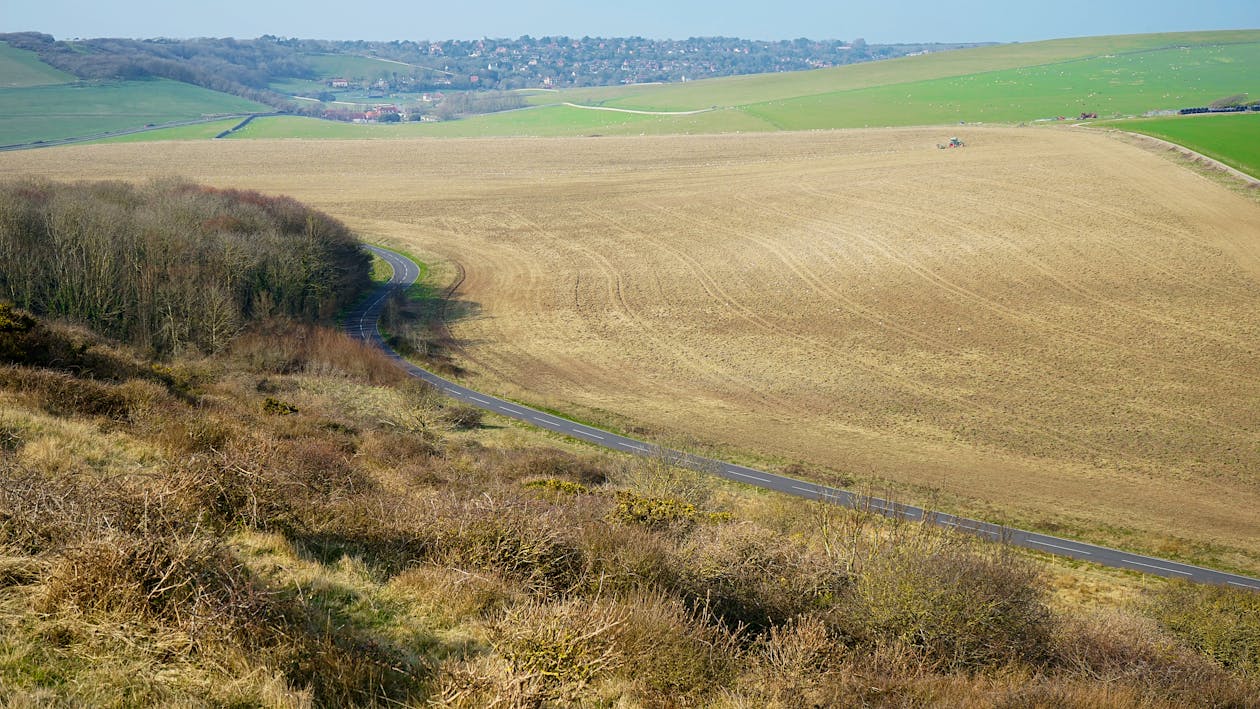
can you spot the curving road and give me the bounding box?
[347,244,1260,591]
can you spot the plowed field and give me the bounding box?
[4,126,1259,571]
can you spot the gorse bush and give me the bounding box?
[0,179,370,354]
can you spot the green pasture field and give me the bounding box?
[740,42,1260,130]
[270,53,432,102]
[1102,112,1260,178]
[268,76,328,96]
[0,42,74,88]
[268,54,400,97]
[90,118,244,144]
[540,30,1260,112]
[300,53,414,80]
[0,79,268,145]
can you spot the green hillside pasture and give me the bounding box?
[0,42,74,88]
[740,43,1260,130]
[91,118,244,144]
[0,79,268,145]
[269,76,329,96]
[542,30,1260,112]
[1105,112,1260,179]
[271,54,433,98]
[301,53,417,80]
[227,106,774,139]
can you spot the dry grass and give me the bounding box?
[3,127,1258,572]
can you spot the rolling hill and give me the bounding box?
[218,29,1260,144]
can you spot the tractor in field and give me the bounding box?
[937,137,965,149]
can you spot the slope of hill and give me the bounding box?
[0,41,74,88]
[0,79,269,147]
[546,30,1260,112]
[118,29,1260,142]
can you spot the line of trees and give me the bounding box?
[0,179,370,355]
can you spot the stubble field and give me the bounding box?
[3,126,1258,573]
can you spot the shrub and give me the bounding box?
[1147,581,1260,676]
[844,539,1054,671]
[431,496,588,595]
[678,522,845,633]
[609,489,732,531]
[439,403,483,430]
[613,591,741,699]
[0,365,132,420]
[231,321,405,386]
[262,396,298,415]
[491,598,627,697]
[1054,609,1230,696]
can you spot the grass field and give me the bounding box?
[89,118,245,144]
[269,53,421,96]
[0,79,268,145]
[0,41,74,88]
[740,43,1260,129]
[4,127,1258,576]
[540,30,1260,112]
[1102,112,1260,178]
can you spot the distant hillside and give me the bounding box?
[0,32,989,125]
[0,41,74,88]
[546,30,1260,111]
[175,29,1260,141]
[7,30,1259,145]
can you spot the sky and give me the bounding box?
[6,0,1259,44]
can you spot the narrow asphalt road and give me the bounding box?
[347,244,1260,591]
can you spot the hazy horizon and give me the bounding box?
[6,0,1259,45]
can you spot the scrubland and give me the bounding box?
[1,303,1258,706]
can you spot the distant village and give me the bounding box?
[282,35,990,93]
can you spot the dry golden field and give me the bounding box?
[3,126,1259,572]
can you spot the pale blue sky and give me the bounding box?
[6,0,1259,43]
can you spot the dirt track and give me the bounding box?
[3,125,1258,570]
